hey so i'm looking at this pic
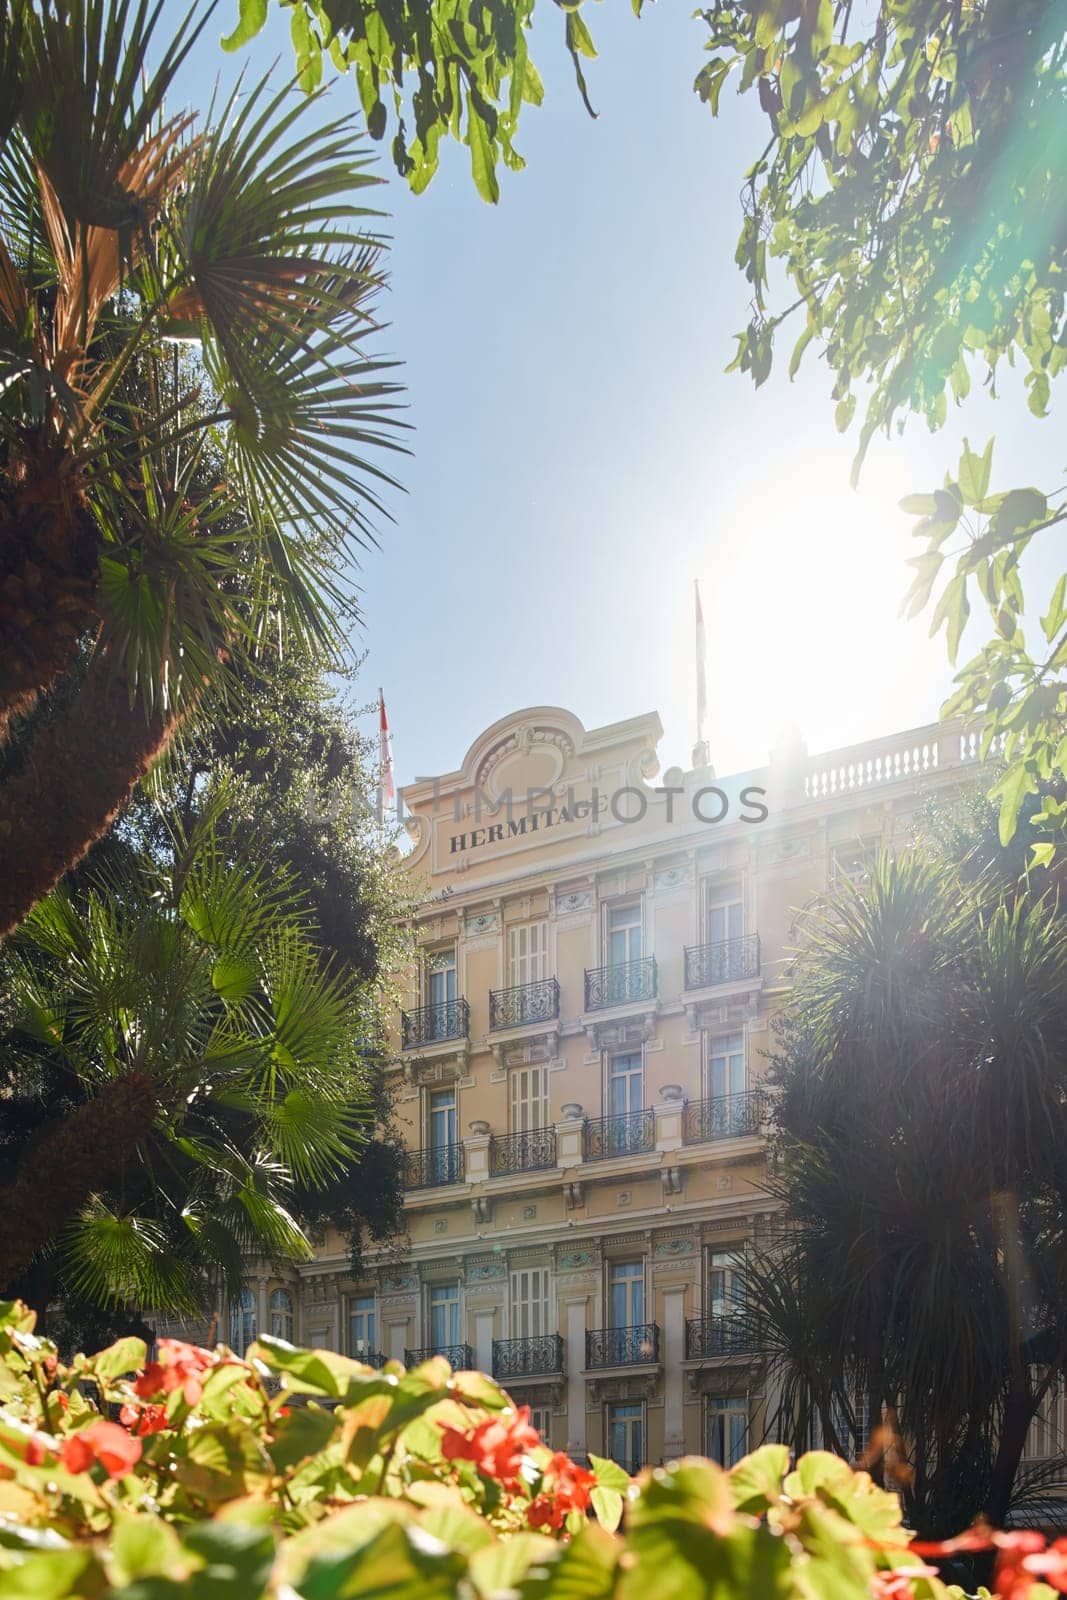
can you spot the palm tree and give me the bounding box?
[748,848,1067,1536]
[0,812,374,1319]
[0,0,404,939]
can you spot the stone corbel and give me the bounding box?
[563,1180,585,1210]
[471,1194,492,1226]
[661,1165,684,1200]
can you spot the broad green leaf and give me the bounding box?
[588,1452,631,1490]
[220,0,268,52]
[109,1513,183,1585]
[84,1336,146,1381]
[989,488,1047,538]
[989,760,1034,846]
[470,1532,557,1596]
[467,91,500,205]
[958,438,993,507]
[520,1524,618,1600]
[590,1484,624,1532]
[728,1443,790,1512]
[298,1519,468,1600]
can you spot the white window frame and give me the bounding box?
[509,1264,552,1340]
[427,1280,462,1351]
[509,1062,550,1133]
[606,1047,644,1118]
[608,1258,646,1329]
[607,1401,645,1473]
[704,1029,747,1101]
[349,1293,378,1361]
[425,945,458,1007]
[703,878,745,946]
[507,920,549,987]
[706,1394,749,1467]
[603,899,643,967]
[269,1287,294,1342]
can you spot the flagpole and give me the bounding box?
[693,580,710,771]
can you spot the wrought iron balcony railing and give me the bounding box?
[584,957,657,1012]
[492,1334,565,1381]
[402,998,470,1050]
[490,1126,557,1176]
[490,977,560,1030]
[350,1344,389,1369]
[583,1108,655,1162]
[404,1343,475,1369]
[685,1315,755,1360]
[586,1323,660,1369]
[684,934,760,990]
[682,1090,764,1146]
[404,1142,465,1190]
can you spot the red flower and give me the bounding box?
[527,1452,598,1530]
[871,1569,939,1599]
[440,1405,542,1487]
[133,1339,214,1407]
[991,1531,1049,1600]
[910,1524,996,1557]
[1024,1536,1067,1594]
[119,1402,169,1437]
[22,1434,51,1467]
[60,1420,142,1480]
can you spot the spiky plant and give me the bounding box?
[0,811,373,1316]
[748,849,1067,1536]
[0,0,404,938]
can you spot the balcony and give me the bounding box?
[402,998,470,1050]
[490,1126,557,1176]
[490,977,560,1031]
[492,1334,564,1382]
[404,1343,475,1369]
[584,957,657,1012]
[684,934,760,991]
[583,1108,655,1162]
[351,1344,389,1369]
[682,1090,764,1146]
[586,1323,660,1369]
[685,1315,756,1360]
[404,1143,465,1190]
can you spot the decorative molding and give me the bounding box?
[654,864,691,893]
[586,1372,660,1407]
[471,1194,492,1226]
[556,889,593,916]
[476,724,575,794]
[466,911,501,938]
[563,1182,585,1211]
[379,1271,417,1294]
[555,1246,596,1271]
[652,1234,694,1258]
[468,1259,506,1282]
[584,1013,658,1053]
[660,1167,685,1201]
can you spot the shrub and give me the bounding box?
[0,1300,1057,1599]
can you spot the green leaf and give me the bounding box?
[470,1533,557,1597]
[990,488,1047,538]
[520,1524,618,1600]
[1041,573,1066,644]
[84,1335,146,1381]
[958,438,993,507]
[990,760,1034,846]
[899,494,937,516]
[728,1443,790,1512]
[467,90,500,204]
[930,572,970,662]
[299,1521,468,1600]
[590,1485,624,1532]
[588,1452,631,1490]
[220,0,268,52]
[1030,842,1056,870]
[110,1514,183,1585]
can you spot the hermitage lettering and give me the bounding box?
[448,784,769,852]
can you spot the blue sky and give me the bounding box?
[182,1,1064,786]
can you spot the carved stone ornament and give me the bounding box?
[652,1233,694,1258]
[556,889,593,915]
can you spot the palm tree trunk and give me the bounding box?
[986,1370,1048,1527]
[0,1073,157,1293]
[0,443,100,747]
[0,650,179,940]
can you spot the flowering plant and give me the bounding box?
[0,1299,1057,1600]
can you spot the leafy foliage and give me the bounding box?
[746,842,1067,1535]
[693,1,1067,854]
[221,0,631,204]
[0,1298,1034,1600]
[0,0,405,936]
[0,813,379,1318]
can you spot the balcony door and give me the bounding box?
[708,1250,746,1320]
[510,1266,550,1339]
[428,1086,458,1182]
[510,1064,549,1133]
[606,902,642,967]
[610,1260,645,1329]
[706,1032,746,1101]
[706,1396,748,1467]
[349,1294,377,1360]
[429,1282,461,1351]
[608,1050,644,1118]
[508,921,547,986]
[426,950,456,1027]
[705,884,743,947]
[608,1402,644,1473]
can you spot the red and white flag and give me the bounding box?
[695,580,707,744]
[379,689,395,816]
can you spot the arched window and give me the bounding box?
[229,1288,256,1353]
[270,1288,294,1342]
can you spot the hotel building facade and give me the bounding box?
[222,704,1024,1472]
